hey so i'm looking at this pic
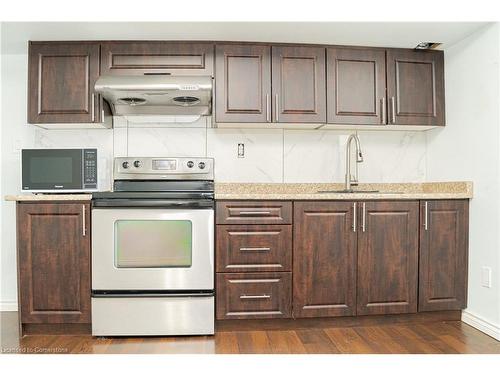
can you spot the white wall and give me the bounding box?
[427,23,500,338]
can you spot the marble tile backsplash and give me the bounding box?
[34,117,428,185]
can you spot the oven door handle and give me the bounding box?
[92,199,214,209]
[92,292,215,298]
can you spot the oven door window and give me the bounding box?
[114,220,192,268]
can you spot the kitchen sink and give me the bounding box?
[316,190,403,194]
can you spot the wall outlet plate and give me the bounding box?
[481,266,492,288]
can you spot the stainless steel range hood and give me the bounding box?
[94,75,212,116]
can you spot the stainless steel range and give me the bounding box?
[91,157,214,336]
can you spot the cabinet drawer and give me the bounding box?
[216,201,292,225]
[216,272,291,320]
[216,225,291,272]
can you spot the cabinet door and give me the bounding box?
[357,201,419,315]
[419,200,469,311]
[215,44,271,123]
[272,46,326,123]
[28,42,100,124]
[386,49,445,126]
[100,42,214,76]
[327,48,386,125]
[293,201,357,317]
[17,202,91,324]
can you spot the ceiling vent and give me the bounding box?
[414,42,442,50]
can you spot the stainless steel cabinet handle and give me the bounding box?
[381,97,387,124]
[275,94,279,122]
[240,247,271,252]
[240,294,271,300]
[390,96,396,124]
[82,205,86,236]
[353,202,357,232]
[362,202,366,232]
[239,211,271,215]
[424,201,429,231]
[266,94,271,122]
[91,94,95,122]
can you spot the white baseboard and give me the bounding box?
[461,310,500,341]
[0,301,18,311]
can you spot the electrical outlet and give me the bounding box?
[237,143,245,158]
[481,266,492,288]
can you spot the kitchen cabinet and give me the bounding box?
[357,201,419,315]
[16,202,91,334]
[386,49,445,126]
[216,225,292,273]
[293,201,357,317]
[215,44,271,123]
[28,42,102,124]
[216,272,292,320]
[100,42,214,76]
[215,200,293,320]
[272,46,326,123]
[419,200,469,311]
[327,48,387,125]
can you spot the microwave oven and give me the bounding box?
[22,149,98,192]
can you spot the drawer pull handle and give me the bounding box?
[240,247,271,252]
[238,211,272,215]
[240,294,271,300]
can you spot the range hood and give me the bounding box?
[94,75,212,116]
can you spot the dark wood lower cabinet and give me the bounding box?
[293,201,357,317]
[17,202,91,333]
[356,201,419,315]
[419,200,469,311]
[216,272,292,320]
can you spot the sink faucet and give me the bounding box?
[344,134,364,191]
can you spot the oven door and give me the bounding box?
[92,207,214,291]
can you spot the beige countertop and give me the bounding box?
[214,182,473,200]
[4,194,92,201]
[4,182,473,202]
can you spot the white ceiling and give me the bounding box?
[1,22,491,54]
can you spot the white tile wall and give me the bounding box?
[34,117,427,185]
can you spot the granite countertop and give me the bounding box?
[214,182,473,200]
[4,181,473,202]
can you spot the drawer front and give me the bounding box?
[216,272,292,320]
[216,201,292,225]
[216,225,292,272]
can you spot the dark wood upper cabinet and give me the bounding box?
[386,49,445,126]
[215,44,271,123]
[272,46,326,123]
[28,42,101,124]
[327,48,387,125]
[419,200,469,311]
[17,202,91,325]
[293,201,357,318]
[357,201,419,315]
[100,42,214,76]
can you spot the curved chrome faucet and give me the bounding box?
[345,134,364,192]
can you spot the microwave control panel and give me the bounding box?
[83,149,98,189]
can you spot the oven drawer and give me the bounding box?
[216,225,291,272]
[92,295,214,336]
[216,201,292,225]
[216,272,291,320]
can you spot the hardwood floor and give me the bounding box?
[1,312,499,354]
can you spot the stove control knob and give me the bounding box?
[134,160,142,168]
[198,161,206,169]
[122,161,130,169]
[187,161,194,168]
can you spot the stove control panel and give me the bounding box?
[114,157,214,180]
